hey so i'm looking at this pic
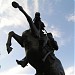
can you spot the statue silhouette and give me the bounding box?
[6,1,65,75]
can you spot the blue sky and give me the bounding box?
[0,0,74,75]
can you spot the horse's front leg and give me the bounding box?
[6,31,14,54]
[6,31,23,54]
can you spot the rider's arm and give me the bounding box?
[18,6,39,37]
[18,6,32,24]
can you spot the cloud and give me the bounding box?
[45,24,62,38]
[44,23,73,47]
[0,0,30,28]
[41,0,54,16]
[0,64,35,74]
[65,66,74,75]
[0,64,74,75]
[44,23,65,47]
[33,0,39,13]
[66,13,75,22]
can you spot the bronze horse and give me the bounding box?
[6,1,65,75]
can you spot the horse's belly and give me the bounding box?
[26,49,41,61]
[26,49,43,69]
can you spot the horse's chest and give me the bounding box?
[27,34,39,47]
[22,31,39,50]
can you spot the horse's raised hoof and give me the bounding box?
[6,46,13,54]
[16,60,26,68]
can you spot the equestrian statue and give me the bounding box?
[6,1,65,75]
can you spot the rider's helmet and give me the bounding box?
[35,12,40,17]
[34,12,45,30]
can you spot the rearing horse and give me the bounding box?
[6,1,65,75]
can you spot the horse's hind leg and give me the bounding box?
[6,31,23,53]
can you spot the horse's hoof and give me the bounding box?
[7,46,13,54]
[16,60,25,68]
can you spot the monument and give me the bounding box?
[6,1,65,75]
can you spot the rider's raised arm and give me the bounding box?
[12,1,39,37]
[18,6,32,24]
[19,7,39,37]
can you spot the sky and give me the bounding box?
[0,0,74,75]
